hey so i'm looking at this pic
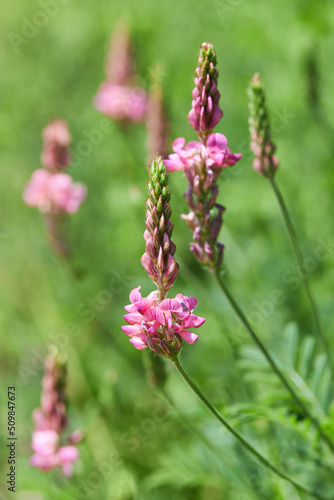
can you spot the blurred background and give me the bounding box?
[1,0,334,498]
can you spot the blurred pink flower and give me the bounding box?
[94,83,147,123]
[122,286,205,356]
[23,169,87,214]
[30,430,79,476]
[165,133,241,172]
[30,354,82,477]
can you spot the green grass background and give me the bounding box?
[1,0,334,498]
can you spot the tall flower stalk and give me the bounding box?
[94,21,147,124]
[30,351,82,476]
[166,43,242,269]
[165,42,334,454]
[122,156,204,358]
[121,157,328,499]
[248,73,333,375]
[23,119,87,257]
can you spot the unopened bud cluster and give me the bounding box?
[248,73,279,177]
[188,42,223,144]
[141,157,179,299]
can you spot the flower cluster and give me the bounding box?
[122,287,205,358]
[23,119,87,215]
[165,42,242,269]
[30,354,82,476]
[94,22,147,124]
[94,83,147,123]
[122,156,205,358]
[188,42,223,143]
[23,169,87,215]
[248,73,279,177]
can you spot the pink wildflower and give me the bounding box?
[122,286,205,358]
[30,430,79,477]
[165,42,242,269]
[94,25,147,124]
[30,354,82,477]
[23,169,87,214]
[121,156,205,359]
[165,134,241,172]
[94,83,147,123]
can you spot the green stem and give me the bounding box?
[269,175,333,374]
[173,357,328,500]
[213,270,334,454]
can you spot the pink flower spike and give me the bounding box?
[122,289,205,358]
[23,171,86,215]
[30,353,81,477]
[94,83,147,123]
[188,43,223,143]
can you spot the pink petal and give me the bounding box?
[207,133,228,150]
[178,330,199,344]
[121,325,143,337]
[209,106,223,129]
[129,336,147,350]
[226,152,242,166]
[129,286,142,304]
[164,156,184,172]
[62,462,74,477]
[159,298,182,312]
[123,313,142,325]
[188,109,199,131]
[145,307,165,325]
[172,137,186,152]
[58,445,79,464]
[183,314,206,328]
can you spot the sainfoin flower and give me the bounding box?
[23,169,87,214]
[122,156,205,358]
[122,287,205,358]
[165,42,242,270]
[94,23,148,123]
[30,353,82,477]
[165,134,242,172]
[94,83,147,122]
